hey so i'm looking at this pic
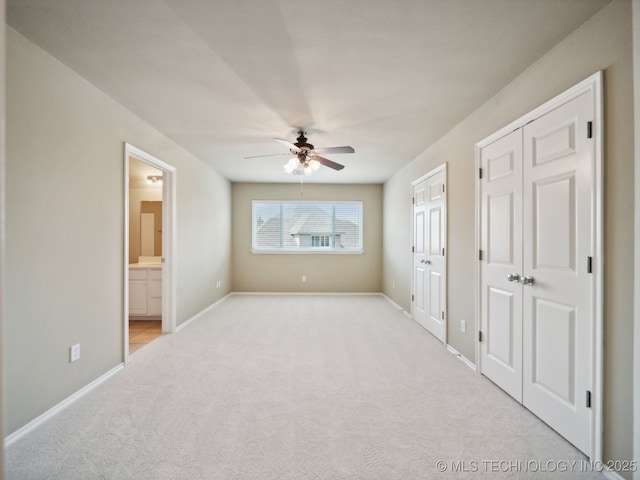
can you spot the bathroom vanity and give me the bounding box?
[129,257,162,318]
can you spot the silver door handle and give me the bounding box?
[507,273,520,282]
[425,260,431,265]
[520,276,535,286]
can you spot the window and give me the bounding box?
[311,235,330,247]
[252,201,363,253]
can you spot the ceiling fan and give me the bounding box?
[245,131,355,176]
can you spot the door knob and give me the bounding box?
[520,276,535,286]
[507,273,520,282]
[425,260,431,265]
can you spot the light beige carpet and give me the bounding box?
[6,295,603,479]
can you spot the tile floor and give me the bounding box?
[129,320,162,354]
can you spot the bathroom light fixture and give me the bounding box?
[147,175,163,184]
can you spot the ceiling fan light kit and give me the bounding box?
[248,131,354,178]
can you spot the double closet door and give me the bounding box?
[479,91,595,456]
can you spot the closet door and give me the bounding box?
[423,169,446,342]
[522,92,593,456]
[413,179,429,329]
[413,168,447,342]
[479,129,523,401]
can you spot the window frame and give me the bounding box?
[251,200,364,254]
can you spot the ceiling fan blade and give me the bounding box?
[273,138,299,151]
[315,156,345,171]
[314,146,355,155]
[243,153,292,159]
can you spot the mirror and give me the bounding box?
[140,201,162,256]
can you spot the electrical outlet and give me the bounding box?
[70,343,80,362]
[216,280,221,288]
[302,275,307,282]
[460,320,466,333]
[392,281,395,289]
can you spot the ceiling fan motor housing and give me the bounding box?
[294,131,313,151]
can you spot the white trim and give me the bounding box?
[474,143,482,370]
[124,144,177,365]
[175,293,232,332]
[382,294,412,319]
[411,162,447,185]
[446,345,477,372]
[474,71,603,461]
[475,73,603,150]
[603,471,626,480]
[410,163,448,344]
[230,291,382,296]
[4,363,124,447]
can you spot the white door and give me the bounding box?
[413,167,447,342]
[424,170,446,342]
[480,129,524,401]
[479,91,595,456]
[413,179,428,328]
[522,92,593,455]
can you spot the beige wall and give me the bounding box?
[232,183,382,293]
[5,27,232,435]
[383,0,634,470]
[633,1,640,475]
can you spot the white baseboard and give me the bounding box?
[176,292,232,332]
[446,345,477,371]
[4,363,124,447]
[230,291,382,296]
[381,294,412,319]
[603,470,626,480]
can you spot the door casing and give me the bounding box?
[475,72,603,461]
[124,143,177,364]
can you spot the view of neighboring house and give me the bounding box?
[255,204,361,250]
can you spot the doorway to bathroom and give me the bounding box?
[124,144,176,363]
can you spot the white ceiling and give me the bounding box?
[7,0,610,184]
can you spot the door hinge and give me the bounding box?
[411,294,415,302]
[587,256,593,274]
[442,248,445,256]
[479,331,483,342]
[442,184,445,193]
[412,246,415,253]
[586,390,592,408]
[479,167,483,179]
[479,250,483,261]
[412,197,415,204]
[441,311,444,320]
[587,121,593,139]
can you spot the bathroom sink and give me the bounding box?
[137,256,162,265]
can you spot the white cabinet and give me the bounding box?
[147,269,162,316]
[129,267,162,318]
